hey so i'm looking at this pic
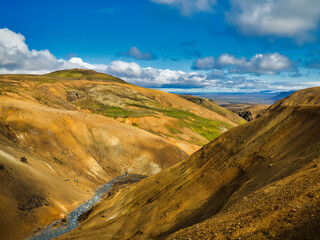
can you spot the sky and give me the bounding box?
[1,0,320,93]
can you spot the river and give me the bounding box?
[29,174,146,240]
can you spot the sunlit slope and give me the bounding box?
[0,96,185,177]
[0,69,241,154]
[0,95,186,239]
[60,87,320,240]
[0,133,93,240]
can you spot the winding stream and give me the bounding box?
[29,174,146,240]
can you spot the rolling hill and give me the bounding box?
[59,87,320,240]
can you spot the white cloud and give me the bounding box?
[64,57,108,72]
[0,28,315,93]
[105,60,310,92]
[227,0,320,43]
[119,46,157,60]
[107,61,143,78]
[0,28,107,74]
[193,53,294,75]
[151,0,217,15]
[192,56,215,70]
[106,60,208,88]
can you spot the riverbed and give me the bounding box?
[29,174,146,240]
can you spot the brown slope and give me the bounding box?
[221,102,270,120]
[59,87,320,240]
[268,87,320,109]
[0,95,187,240]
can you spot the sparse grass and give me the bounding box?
[77,98,155,118]
[34,93,49,105]
[166,125,183,134]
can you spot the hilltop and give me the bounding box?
[44,69,127,83]
[60,87,320,240]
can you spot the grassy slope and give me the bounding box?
[179,94,246,124]
[59,87,320,240]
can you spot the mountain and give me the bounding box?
[60,87,320,240]
[0,69,241,239]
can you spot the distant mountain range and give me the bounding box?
[175,90,296,104]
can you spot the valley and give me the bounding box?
[2,1,320,239]
[0,69,242,239]
[56,87,320,240]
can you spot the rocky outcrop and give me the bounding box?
[66,90,86,102]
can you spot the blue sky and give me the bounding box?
[1,0,320,92]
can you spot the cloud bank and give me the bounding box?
[193,53,295,75]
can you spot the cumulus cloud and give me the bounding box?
[0,28,108,74]
[227,0,320,43]
[107,61,143,78]
[193,53,295,75]
[150,0,217,15]
[0,28,61,74]
[106,60,208,88]
[118,46,157,60]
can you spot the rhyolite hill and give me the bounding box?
[0,69,243,239]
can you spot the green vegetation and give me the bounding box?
[179,95,246,125]
[161,109,233,142]
[77,98,155,118]
[166,125,183,135]
[34,93,49,105]
[75,92,232,144]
